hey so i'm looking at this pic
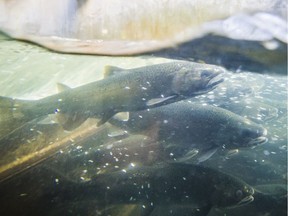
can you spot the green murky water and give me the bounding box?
[0,29,287,216]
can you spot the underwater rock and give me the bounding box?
[154,34,287,74]
[0,0,286,55]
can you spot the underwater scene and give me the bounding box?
[0,1,287,216]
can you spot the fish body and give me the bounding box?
[52,163,254,211]
[83,135,161,169]
[110,102,267,161]
[63,134,163,176]
[209,184,287,216]
[0,61,224,130]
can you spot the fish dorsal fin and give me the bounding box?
[57,83,71,92]
[104,65,126,78]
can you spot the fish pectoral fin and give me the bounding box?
[164,143,178,150]
[107,129,128,139]
[97,110,116,126]
[100,204,140,216]
[104,65,127,78]
[177,149,200,162]
[146,95,178,107]
[56,112,87,130]
[197,147,218,163]
[56,83,71,92]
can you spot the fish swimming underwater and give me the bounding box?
[208,184,287,216]
[0,61,224,131]
[58,134,162,176]
[110,101,268,162]
[47,163,254,216]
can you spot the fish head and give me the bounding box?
[215,115,268,149]
[171,64,225,97]
[211,176,255,208]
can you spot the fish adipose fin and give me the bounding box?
[57,83,71,92]
[146,95,178,107]
[104,65,127,78]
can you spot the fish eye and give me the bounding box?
[235,190,243,198]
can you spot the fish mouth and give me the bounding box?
[206,72,224,91]
[237,195,254,206]
[248,136,268,146]
[194,72,224,95]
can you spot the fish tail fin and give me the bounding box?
[0,96,34,121]
[0,96,37,137]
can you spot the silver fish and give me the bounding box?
[110,101,268,162]
[0,61,224,132]
[48,163,255,215]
